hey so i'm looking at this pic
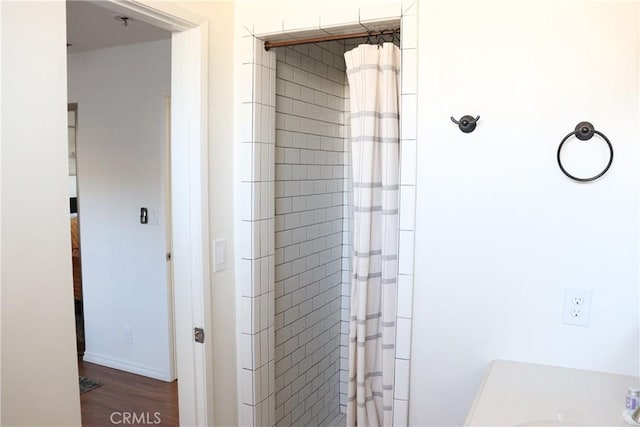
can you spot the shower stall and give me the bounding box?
[272,35,400,426]
[236,12,418,426]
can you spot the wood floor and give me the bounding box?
[78,359,178,426]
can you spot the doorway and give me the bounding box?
[68,103,85,356]
[67,6,174,382]
[66,1,212,425]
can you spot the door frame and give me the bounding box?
[91,1,213,425]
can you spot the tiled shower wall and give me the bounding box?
[273,41,347,427]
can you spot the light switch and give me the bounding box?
[213,239,226,272]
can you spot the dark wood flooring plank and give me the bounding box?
[78,359,178,426]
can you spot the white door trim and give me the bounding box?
[98,1,213,425]
[170,22,213,427]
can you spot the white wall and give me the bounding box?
[68,40,173,380]
[1,1,82,425]
[410,1,639,426]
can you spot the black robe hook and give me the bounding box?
[451,115,480,133]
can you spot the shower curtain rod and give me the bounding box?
[263,28,400,51]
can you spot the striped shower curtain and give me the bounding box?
[345,43,401,426]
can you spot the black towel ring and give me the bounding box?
[557,121,613,182]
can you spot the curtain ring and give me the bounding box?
[366,31,374,45]
[384,30,394,43]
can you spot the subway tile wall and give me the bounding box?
[273,41,347,427]
[237,36,277,427]
[394,6,418,426]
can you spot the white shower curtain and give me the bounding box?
[345,42,401,426]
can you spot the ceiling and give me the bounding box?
[66,1,170,54]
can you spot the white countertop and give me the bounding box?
[465,360,640,426]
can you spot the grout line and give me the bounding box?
[275,343,343,423]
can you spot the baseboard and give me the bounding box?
[83,351,175,382]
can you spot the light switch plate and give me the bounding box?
[148,208,158,225]
[213,239,226,272]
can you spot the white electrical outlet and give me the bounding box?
[563,288,592,327]
[124,326,133,344]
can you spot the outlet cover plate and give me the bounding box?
[563,288,593,327]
